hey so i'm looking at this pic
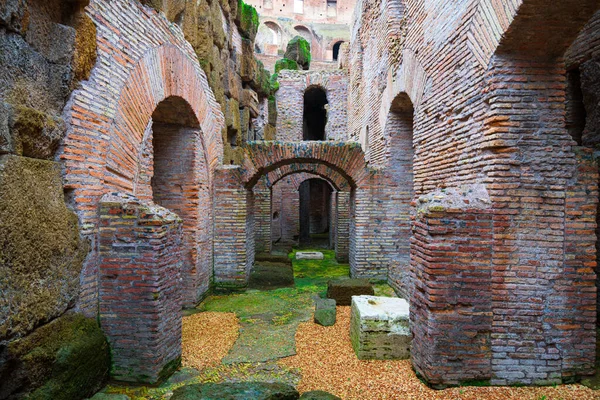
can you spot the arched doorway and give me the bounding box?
[333,41,344,61]
[149,96,212,307]
[299,178,333,248]
[303,87,328,140]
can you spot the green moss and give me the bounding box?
[236,0,259,41]
[284,36,311,70]
[11,105,63,160]
[274,58,299,74]
[5,313,109,400]
[0,156,89,341]
[269,74,280,92]
[268,95,277,126]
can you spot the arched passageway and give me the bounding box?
[333,41,343,61]
[299,178,333,247]
[149,96,212,307]
[303,87,328,140]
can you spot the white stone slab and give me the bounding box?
[350,296,411,360]
[351,296,410,320]
[295,251,324,260]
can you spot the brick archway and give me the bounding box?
[59,0,225,384]
[240,141,368,189]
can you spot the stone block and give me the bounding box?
[242,88,260,118]
[350,296,411,360]
[171,382,299,399]
[296,251,324,260]
[326,278,374,306]
[0,155,89,342]
[314,298,336,326]
[241,38,256,82]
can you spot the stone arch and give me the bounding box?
[240,142,368,189]
[265,163,350,192]
[293,24,312,41]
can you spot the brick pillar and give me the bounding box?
[411,204,494,386]
[335,191,350,262]
[254,178,272,254]
[214,166,253,289]
[561,148,597,377]
[98,193,182,384]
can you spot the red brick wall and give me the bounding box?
[60,0,224,315]
[98,193,183,384]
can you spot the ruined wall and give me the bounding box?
[276,69,348,141]
[248,0,354,62]
[0,0,107,397]
[349,0,600,386]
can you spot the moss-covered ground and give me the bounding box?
[100,248,396,399]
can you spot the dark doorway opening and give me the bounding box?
[299,178,332,247]
[333,41,343,61]
[303,87,328,141]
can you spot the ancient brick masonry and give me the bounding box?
[348,0,600,387]
[61,0,224,315]
[98,193,183,384]
[275,70,349,141]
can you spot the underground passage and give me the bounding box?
[2,0,600,399]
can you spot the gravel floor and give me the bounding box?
[182,312,239,370]
[279,307,600,400]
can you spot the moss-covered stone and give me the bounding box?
[274,58,299,74]
[0,313,109,400]
[241,38,256,82]
[264,124,276,141]
[235,0,259,41]
[0,155,89,342]
[140,0,164,12]
[270,73,280,93]
[8,103,65,160]
[284,36,311,70]
[72,12,97,85]
[172,382,299,399]
[268,95,277,126]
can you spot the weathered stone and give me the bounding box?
[241,38,256,82]
[0,0,29,34]
[296,251,324,260]
[89,394,131,400]
[242,88,260,117]
[0,313,110,400]
[326,278,374,306]
[268,95,278,125]
[284,36,311,70]
[264,123,276,140]
[0,102,12,154]
[235,0,259,41]
[225,59,243,101]
[226,97,241,135]
[350,296,410,360]
[314,298,336,326]
[10,104,65,160]
[0,155,89,342]
[171,382,299,400]
[299,391,342,400]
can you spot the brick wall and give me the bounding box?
[347,0,600,386]
[60,0,224,315]
[254,178,272,253]
[276,70,349,141]
[98,193,182,384]
[213,166,254,288]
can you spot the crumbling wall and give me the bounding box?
[0,0,107,397]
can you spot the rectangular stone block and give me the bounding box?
[350,296,410,360]
[326,278,374,306]
[296,251,324,260]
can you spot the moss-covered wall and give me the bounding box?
[0,313,109,399]
[146,0,276,165]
